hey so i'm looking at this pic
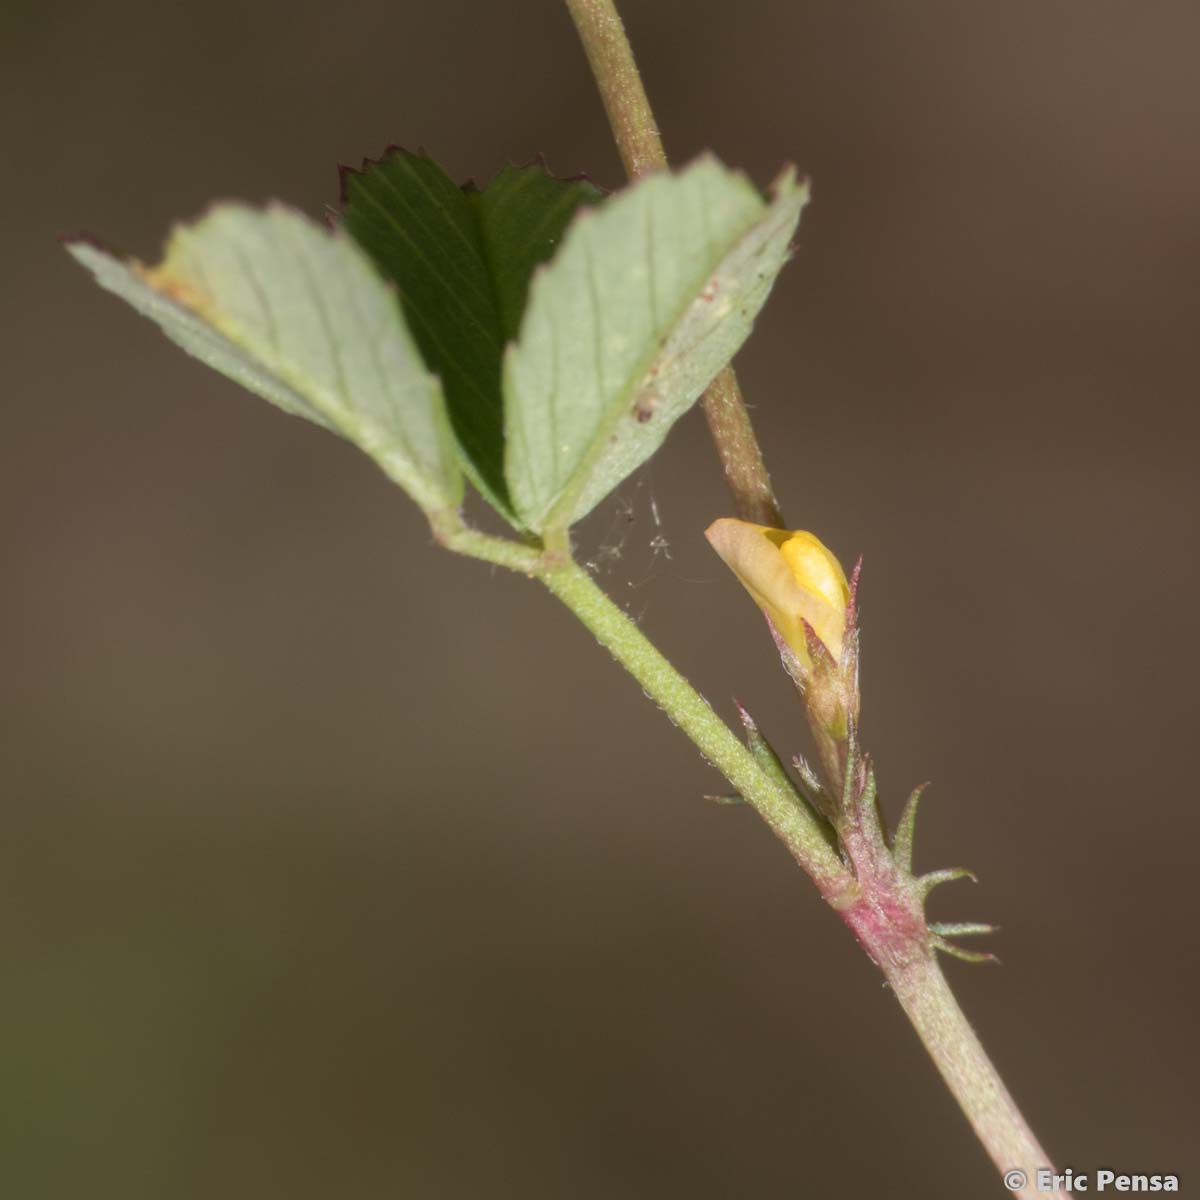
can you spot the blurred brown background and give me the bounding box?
[4,1,1198,1196]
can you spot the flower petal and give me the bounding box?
[705,518,847,663]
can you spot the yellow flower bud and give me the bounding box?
[705,518,850,666]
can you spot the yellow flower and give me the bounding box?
[705,519,850,665]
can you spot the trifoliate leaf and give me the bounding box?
[503,155,808,533]
[66,205,462,514]
[340,149,602,523]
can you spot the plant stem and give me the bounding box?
[434,504,1062,1191]
[564,0,784,528]
[563,4,1064,1187]
[885,951,1064,1200]
[539,553,1063,1198]
[563,0,666,179]
[428,510,545,573]
[697,368,785,527]
[538,559,847,893]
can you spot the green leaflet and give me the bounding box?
[503,155,808,533]
[66,205,462,515]
[340,150,602,523]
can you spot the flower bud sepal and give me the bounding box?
[765,578,861,798]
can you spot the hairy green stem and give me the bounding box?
[698,367,785,527]
[437,502,1062,1191]
[885,952,1064,1200]
[563,0,666,179]
[538,558,847,890]
[563,0,783,528]
[542,551,1062,1197]
[428,510,545,573]
[431,507,841,883]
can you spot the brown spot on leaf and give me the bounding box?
[138,265,211,315]
[633,394,657,423]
